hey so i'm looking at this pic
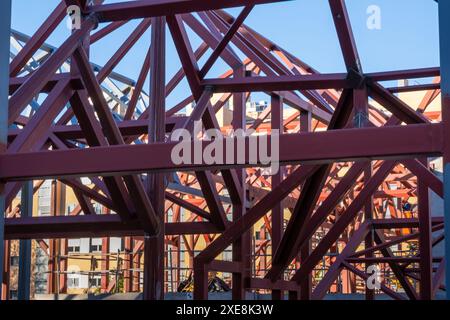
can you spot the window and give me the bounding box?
[109,238,122,253]
[81,177,92,185]
[90,276,102,288]
[223,247,232,261]
[90,238,102,253]
[93,203,103,214]
[167,208,173,222]
[9,290,18,300]
[255,231,270,240]
[90,244,102,253]
[38,181,52,216]
[67,266,81,289]
[256,104,266,112]
[10,256,19,267]
[68,276,80,289]
[67,204,76,214]
[249,101,268,113]
[68,246,80,253]
[68,239,81,254]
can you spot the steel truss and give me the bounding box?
[0,0,449,300]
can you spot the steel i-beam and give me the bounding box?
[438,0,450,301]
[0,0,12,301]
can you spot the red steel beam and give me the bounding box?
[167,14,203,100]
[367,67,440,82]
[291,161,396,284]
[8,18,96,125]
[268,87,362,282]
[341,262,407,300]
[9,1,67,77]
[193,164,319,299]
[182,13,241,70]
[202,73,355,92]
[73,47,159,233]
[371,218,444,229]
[4,216,221,239]
[90,21,128,44]
[2,0,445,301]
[167,16,244,220]
[368,81,430,125]
[144,16,167,300]
[203,10,334,121]
[0,123,442,181]
[165,192,210,220]
[372,230,418,300]
[96,19,151,83]
[269,161,367,282]
[329,0,362,73]
[89,0,290,22]
[199,5,254,78]
[312,222,370,299]
[68,91,136,219]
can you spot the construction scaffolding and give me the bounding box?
[0,0,449,301]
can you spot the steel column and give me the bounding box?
[144,16,166,300]
[271,94,284,300]
[0,0,11,301]
[438,0,450,301]
[418,159,433,300]
[231,66,249,300]
[1,0,446,301]
[17,182,33,300]
[298,110,312,301]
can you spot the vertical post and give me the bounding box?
[144,16,166,300]
[353,85,375,300]
[175,238,180,291]
[101,236,110,293]
[0,0,11,301]
[55,253,60,299]
[352,88,369,128]
[418,159,432,300]
[132,242,141,292]
[286,110,313,301]
[231,66,249,300]
[438,1,450,301]
[48,180,66,294]
[363,164,375,300]
[271,94,283,300]
[59,240,67,293]
[124,237,132,292]
[2,241,10,300]
[299,110,312,300]
[115,250,121,293]
[18,182,33,300]
[193,263,209,299]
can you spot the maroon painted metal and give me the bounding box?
[1,0,447,301]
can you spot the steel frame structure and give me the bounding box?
[0,0,449,300]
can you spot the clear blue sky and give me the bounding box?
[11,0,440,107]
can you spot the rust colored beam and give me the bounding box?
[4,216,221,239]
[9,1,67,77]
[89,0,290,22]
[8,18,96,125]
[0,124,442,181]
[73,46,159,234]
[144,16,166,301]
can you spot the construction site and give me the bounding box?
[0,0,449,301]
